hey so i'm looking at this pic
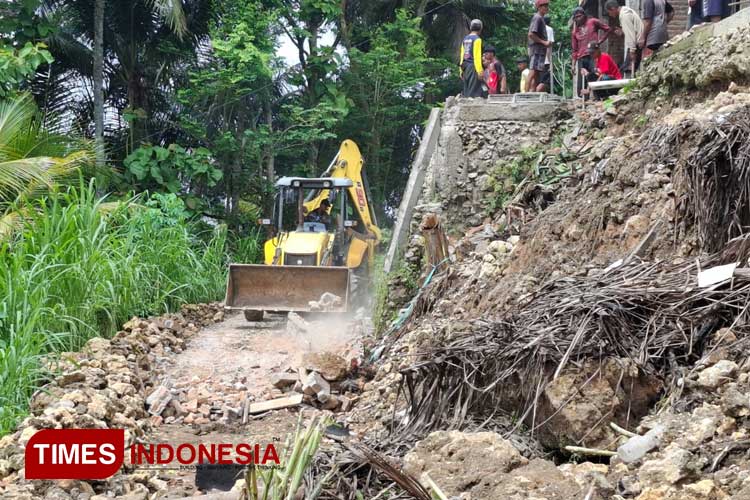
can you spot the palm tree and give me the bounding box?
[93,0,104,168]
[0,93,94,235]
[36,0,212,156]
[92,0,188,158]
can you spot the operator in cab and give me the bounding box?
[305,198,332,228]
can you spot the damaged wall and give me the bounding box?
[419,96,563,232]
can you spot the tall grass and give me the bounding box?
[0,184,228,434]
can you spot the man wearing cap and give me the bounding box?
[305,199,332,227]
[459,19,485,98]
[580,42,622,99]
[571,7,610,97]
[517,57,531,93]
[605,0,644,76]
[527,0,551,92]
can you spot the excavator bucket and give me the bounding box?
[224,264,350,313]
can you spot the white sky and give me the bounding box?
[275,30,337,67]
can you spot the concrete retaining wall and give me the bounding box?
[384,108,442,274]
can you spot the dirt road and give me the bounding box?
[139,311,363,496]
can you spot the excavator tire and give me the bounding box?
[243,310,264,322]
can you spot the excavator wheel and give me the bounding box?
[243,310,264,322]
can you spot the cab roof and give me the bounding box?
[276,177,353,188]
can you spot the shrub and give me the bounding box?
[0,184,227,433]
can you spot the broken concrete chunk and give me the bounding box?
[286,312,310,335]
[638,444,696,486]
[697,360,738,389]
[146,386,172,416]
[302,352,348,381]
[309,293,343,311]
[270,372,299,389]
[248,394,303,414]
[302,372,330,397]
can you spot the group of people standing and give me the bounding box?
[460,0,733,100]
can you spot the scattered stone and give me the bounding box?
[639,444,696,486]
[404,431,529,497]
[145,386,172,416]
[248,394,303,414]
[340,396,355,412]
[57,371,86,387]
[321,395,340,411]
[302,372,330,397]
[270,372,299,389]
[697,360,738,389]
[301,352,348,381]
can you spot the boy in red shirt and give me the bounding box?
[581,42,622,99]
[481,45,507,95]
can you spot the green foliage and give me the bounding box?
[229,229,264,264]
[123,144,222,196]
[0,94,94,225]
[0,0,55,45]
[485,147,540,213]
[634,114,649,128]
[0,184,228,434]
[245,415,331,499]
[342,10,437,217]
[0,43,53,96]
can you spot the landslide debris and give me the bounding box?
[0,303,225,499]
[355,24,750,499]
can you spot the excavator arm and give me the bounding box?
[226,140,380,317]
[304,140,382,244]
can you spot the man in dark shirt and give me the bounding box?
[688,0,705,27]
[459,19,485,98]
[640,0,668,54]
[305,199,332,227]
[527,0,551,92]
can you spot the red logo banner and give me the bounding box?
[25,429,125,479]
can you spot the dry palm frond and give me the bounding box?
[346,442,431,500]
[400,233,750,435]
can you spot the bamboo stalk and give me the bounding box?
[565,446,617,457]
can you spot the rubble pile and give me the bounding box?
[398,328,750,500]
[359,19,750,499]
[266,350,358,413]
[638,23,750,95]
[0,303,225,499]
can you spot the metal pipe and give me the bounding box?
[297,187,305,230]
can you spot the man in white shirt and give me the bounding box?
[537,16,555,92]
[605,0,644,76]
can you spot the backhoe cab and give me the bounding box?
[224,140,381,319]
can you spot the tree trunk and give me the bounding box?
[264,95,274,182]
[93,0,105,169]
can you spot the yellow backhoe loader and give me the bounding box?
[224,140,382,320]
